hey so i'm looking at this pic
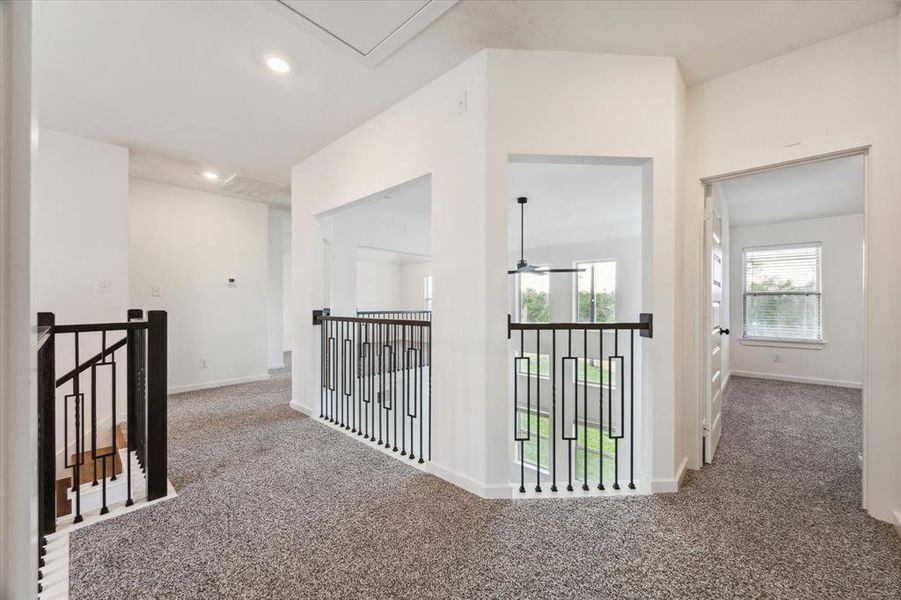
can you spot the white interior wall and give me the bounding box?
[728,214,864,387]
[283,251,292,352]
[130,178,269,393]
[682,16,901,523]
[400,262,432,310]
[268,207,289,369]
[323,199,431,316]
[487,50,685,492]
[0,1,36,594]
[355,261,402,310]
[292,52,492,496]
[33,129,130,471]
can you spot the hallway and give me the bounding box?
[69,373,900,599]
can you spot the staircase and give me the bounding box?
[37,310,170,596]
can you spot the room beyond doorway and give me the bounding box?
[699,149,867,505]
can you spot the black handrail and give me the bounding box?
[55,336,127,388]
[322,315,432,327]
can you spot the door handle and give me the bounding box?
[719,327,730,336]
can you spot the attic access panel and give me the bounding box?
[276,0,457,67]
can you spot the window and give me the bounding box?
[518,272,550,323]
[575,261,615,323]
[742,243,822,342]
[423,276,432,311]
[516,352,550,378]
[574,420,616,482]
[516,408,550,470]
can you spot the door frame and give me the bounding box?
[695,146,870,502]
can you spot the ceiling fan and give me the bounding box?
[508,196,585,276]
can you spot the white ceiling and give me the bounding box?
[324,174,431,221]
[720,155,864,227]
[508,160,643,249]
[35,1,899,203]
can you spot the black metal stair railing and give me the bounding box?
[508,313,652,494]
[318,314,431,463]
[36,310,167,593]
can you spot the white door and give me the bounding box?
[704,190,726,463]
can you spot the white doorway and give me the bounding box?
[699,149,867,480]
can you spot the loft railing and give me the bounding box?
[317,314,431,462]
[356,310,431,321]
[36,310,167,591]
[508,313,652,494]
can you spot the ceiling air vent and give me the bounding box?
[221,175,290,203]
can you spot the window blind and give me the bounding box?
[742,243,822,341]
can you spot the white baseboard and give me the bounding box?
[289,400,313,416]
[729,370,862,389]
[268,362,285,370]
[169,373,270,394]
[427,462,511,499]
[651,456,688,493]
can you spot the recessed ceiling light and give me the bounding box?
[265,55,291,74]
[201,170,220,181]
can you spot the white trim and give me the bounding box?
[730,370,862,389]
[427,462,511,499]
[289,399,313,416]
[739,338,825,350]
[700,145,870,184]
[893,509,901,538]
[268,361,285,370]
[651,456,688,493]
[169,373,270,394]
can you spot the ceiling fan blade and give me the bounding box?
[535,267,586,273]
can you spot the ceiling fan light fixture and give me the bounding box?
[508,196,585,276]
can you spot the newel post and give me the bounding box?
[146,310,168,501]
[37,312,56,536]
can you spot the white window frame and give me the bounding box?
[741,242,823,344]
[423,275,432,311]
[573,259,617,323]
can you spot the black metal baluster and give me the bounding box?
[428,322,431,461]
[611,329,621,490]
[393,323,399,452]
[418,324,424,464]
[73,332,83,523]
[582,328,589,491]
[560,329,579,492]
[551,329,557,492]
[629,329,636,490]
[401,324,407,456]
[535,329,541,492]
[320,316,325,418]
[91,335,98,487]
[598,328,605,491]
[377,323,384,446]
[100,455,108,515]
[514,328,528,493]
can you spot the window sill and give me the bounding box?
[739,337,825,350]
